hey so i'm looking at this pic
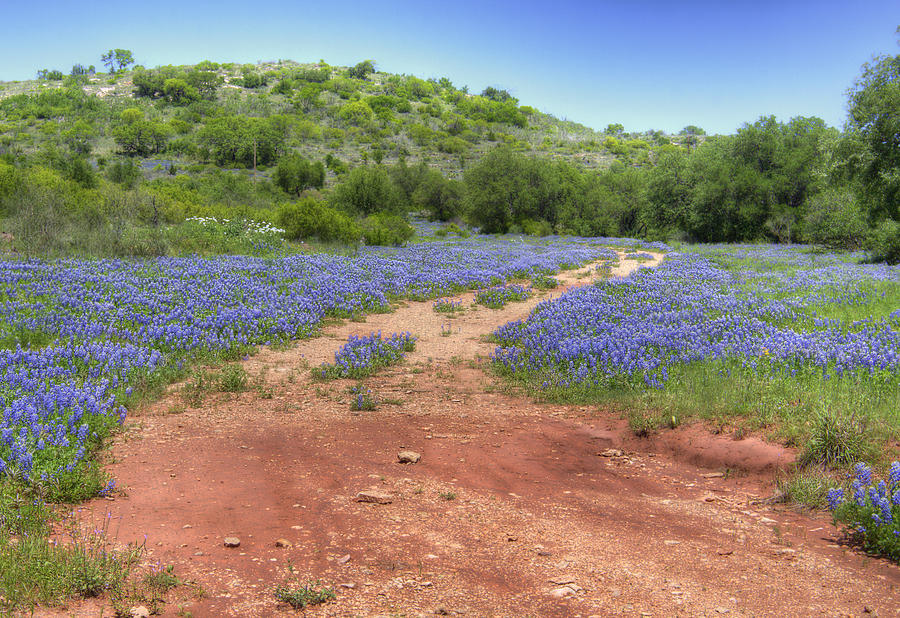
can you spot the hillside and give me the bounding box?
[0,58,690,182]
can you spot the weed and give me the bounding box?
[440,491,457,501]
[274,582,336,608]
[776,469,832,509]
[800,409,877,468]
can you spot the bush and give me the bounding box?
[331,165,404,216]
[867,218,900,264]
[802,188,868,249]
[277,199,360,244]
[273,155,324,196]
[360,213,414,246]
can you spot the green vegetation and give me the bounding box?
[1,38,897,258]
[275,582,336,609]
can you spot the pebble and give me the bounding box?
[224,537,241,548]
[275,538,292,548]
[338,553,351,564]
[130,607,150,618]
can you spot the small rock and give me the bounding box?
[663,540,680,546]
[701,472,725,478]
[421,580,433,587]
[398,450,421,464]
[356,490,393,504]
[340,582,356,589]
[275,538,292,548]
[537,550,552,557]
[759,517,778,524]
[507,534,518,542]
[223,537,241,548]
[715,608,730,614]
[598,448,623,457]
[338,553,351,564]
[716,548,734,556]
[549,586,576,598]
[182,524,192,529]
[130,607,150,618]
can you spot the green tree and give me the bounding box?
[347,60,375,80]
[163,78,200,104]
[102,49,134,73]
[413,169,463,221]
[845,30,900,222]
[273,154,325,196]
[331,165,404,215]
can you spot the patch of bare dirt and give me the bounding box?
[50,251,900,617]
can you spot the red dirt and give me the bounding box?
[49,252,900,617]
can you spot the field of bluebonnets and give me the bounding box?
[493,244,900,459]
[0,235,630,494]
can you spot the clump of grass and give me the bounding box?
[274,582,336,609]
[0,495,145,611]
[440,491,457,501]
[180,363,249,406]
[776,469,832,509]
[531,273,559,290]
[433,298,464,314]
[800,409,877,468]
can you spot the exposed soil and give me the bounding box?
[49,252,900,617]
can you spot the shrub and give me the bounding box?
[802,188,868,250]
[799,409,876,468]
[867,218,900,264]
[277,199,360,244]
[360,213,414,246]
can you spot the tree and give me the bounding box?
[481,86,514,103]
[331,165,404,215]
[605,123,625,136]
[845,29,900,222]
[102,49,134,73]
[273,154,325,196]
[413,169,463,221]
[162,78,200,104]
[347,60,375,80]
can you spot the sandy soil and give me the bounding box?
[47,251,900,617]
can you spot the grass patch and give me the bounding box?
[274,582,336,609]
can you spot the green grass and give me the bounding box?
[274,582,335,609]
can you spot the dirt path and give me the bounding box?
[56,251,900,617]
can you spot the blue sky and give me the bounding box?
[1,0,896,134]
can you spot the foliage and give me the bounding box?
[475,284,530,308]
[828,462,900,562]
[274,582,336,609]
[844,41,900,223]
[315,332,416,379]
[101,49,134,73]
[347,60,375,80]
[360,213,414,246]
[277,198,360,243]
[867,218,900,264]
[273,154,325,196]
[802,187,868,249]
[331,165,404,215]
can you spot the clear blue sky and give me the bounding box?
[1,0,896,134]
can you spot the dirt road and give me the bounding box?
[59,252,900,616]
